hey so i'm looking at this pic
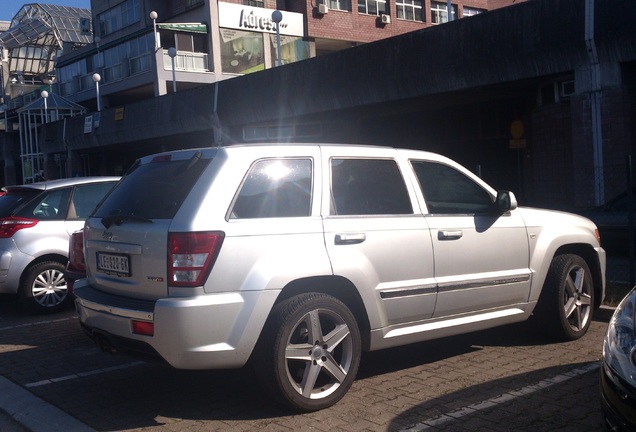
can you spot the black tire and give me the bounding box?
[534,254,594,341]
[254,292,361,412]
[19,261,70,314]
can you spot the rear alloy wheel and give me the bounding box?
[255,293,361,412]
[20,261,70,314]
[536,254,594,341]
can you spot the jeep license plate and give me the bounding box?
[97,252,130,276]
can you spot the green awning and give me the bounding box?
[157,23,207,34]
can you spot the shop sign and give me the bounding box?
[218,2,304,37]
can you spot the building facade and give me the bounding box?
[54,0,518,110]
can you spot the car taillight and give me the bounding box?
[168,232,224,287]
[68,230,85,272]
[0,217,38,238]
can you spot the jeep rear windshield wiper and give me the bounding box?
[101,214,153,228]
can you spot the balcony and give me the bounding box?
[163,49,209,72]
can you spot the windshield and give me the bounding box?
[94,153,210,220]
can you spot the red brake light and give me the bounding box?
[0,217,38,238]
[132,320,154,336]
[168,232,224,287]
[68,230,85,272]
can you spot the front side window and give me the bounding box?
[331,159,412,215]
[358,0,387,15]
[411,160,493,214]
[396,0,423,21]
[232,159,312,219]
[431,1,456,24]
[70,182,117,220]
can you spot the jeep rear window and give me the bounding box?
[94,153,210,220]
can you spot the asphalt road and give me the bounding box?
[0,294,612,432]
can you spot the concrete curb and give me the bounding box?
[0,376,95,432]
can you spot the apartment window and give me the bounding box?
[98,0,141,36]
[358,0,387,15]
[462,6,484,17]
[431,1,456,24]
[329,0,352,11]
[242,0,264,6]
[396,0,423,21]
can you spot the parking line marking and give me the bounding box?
[400,362,600,431]
[25,361,145,388]
[0,316,77,332]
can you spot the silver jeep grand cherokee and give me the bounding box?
[74,144,606,412]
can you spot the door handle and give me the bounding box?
[335,233,366,244]
[438,230,463,240]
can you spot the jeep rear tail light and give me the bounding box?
[0,217,39,238]
[68,230,85,273]
[168,232,224,287]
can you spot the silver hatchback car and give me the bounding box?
[74,144,605,411]
[0,177,119,313]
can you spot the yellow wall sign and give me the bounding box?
[115,107,125,121]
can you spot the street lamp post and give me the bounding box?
[41,90,49,123]
[92,73,101,111]
[168,47,177,93]
[150,11,159,49]
[271,10,282,67]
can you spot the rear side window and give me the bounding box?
[95,154,210,219]
[15,188,71,220]
[411,160,493,214]
[0,190,41,217]
[331,159,412,215]
[231,158,312,219]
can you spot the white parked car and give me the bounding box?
[74,144,605,411]
[0,177,119,313]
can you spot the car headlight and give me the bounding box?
[603,287,636,385]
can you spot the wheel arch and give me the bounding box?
[551,244,605,310]
[19,253,68,286]
[274,275,372,351]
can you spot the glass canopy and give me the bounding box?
[0,3,92,79]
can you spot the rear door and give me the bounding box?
[321,147,436,329]
[410,160,531,318]
[84,150,213,300]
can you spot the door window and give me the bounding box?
[411,161,493,214]
[232,158,312,219]
[331,159,412,215]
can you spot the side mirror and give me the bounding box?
[494,190,518,213]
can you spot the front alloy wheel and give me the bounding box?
[536,254,594,341]
[255,293,361,412]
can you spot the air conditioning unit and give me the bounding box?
[380,14,391,24]
[318,4,329,14]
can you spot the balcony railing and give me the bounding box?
[163,50,209,72]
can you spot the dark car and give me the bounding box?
[580,189,636,257]
[600,286,636,431]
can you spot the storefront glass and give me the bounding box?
[269,35,310,66]
[220,28,265,74]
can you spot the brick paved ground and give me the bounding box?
[0,293,611,431]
